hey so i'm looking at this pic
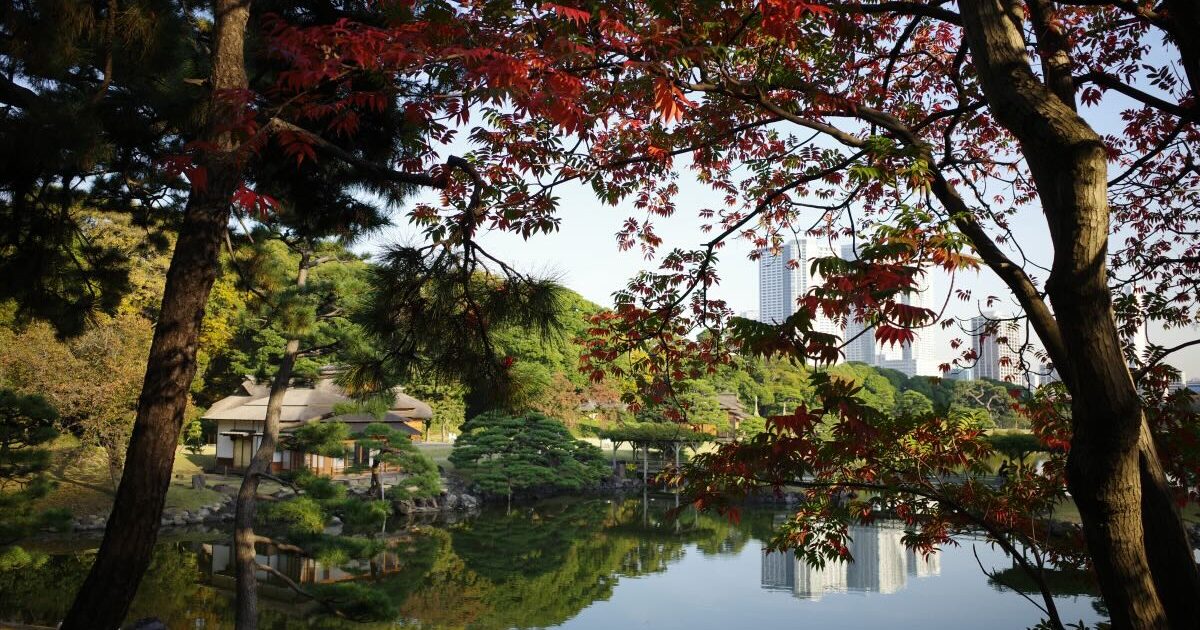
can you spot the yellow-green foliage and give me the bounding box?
[260,496,326,535]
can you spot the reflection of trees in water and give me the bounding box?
[393,496,757,629]
[0,543,231,628]
[0,498,773,629]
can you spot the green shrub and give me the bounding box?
[260,496,326,535]
[450,411,607,500]
[295,472,347,501]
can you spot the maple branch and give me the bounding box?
[830,1,962,24]
[1075,71,1197,121]
[1134,337,1200,380]
[1029,0,1078,108]
[1109,121,1185,186]
[264,117,446,189]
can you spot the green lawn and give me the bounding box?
[35,438,244,518]
[415,442,455,471]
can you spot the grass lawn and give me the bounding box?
[35,438,240,517]
[1049,497,1200,525]
[415,442,455,471]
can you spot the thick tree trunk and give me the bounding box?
[235,253,309,630]
[959,0,1200,627]
[60,182,243,629]
[59,3,249,620]
[1136,420,1200,629]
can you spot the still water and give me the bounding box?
[1,495,1103,629]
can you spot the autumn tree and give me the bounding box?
[388,1,1200,627]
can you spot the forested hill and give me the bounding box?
[0,212,1029,465]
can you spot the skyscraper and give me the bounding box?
[757,238,938,375]
[840,243,877,365]
[971,314,1021,382]
[876,285,936,377]
[757,239,837,337]
[840,243,936,376]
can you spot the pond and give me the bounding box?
[1,494,1104,629]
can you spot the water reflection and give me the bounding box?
[0,496,1101,630]
[761,524,941,600]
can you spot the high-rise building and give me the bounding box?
[757,239,837,338]
[839,244,878,365]
[844,242,936,376]
[738,309,760,322]
[757,239,939,375]
[843,311,876,365]
[971,314,1021,382]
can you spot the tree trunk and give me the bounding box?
[959,0,1200,627]
[59,5,249,626]
[369,457,383,499]
[235,251,309,630]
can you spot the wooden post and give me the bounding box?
[642,443,648,486]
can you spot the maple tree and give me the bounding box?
[3,0,1196,627]
[325,1,1197,628]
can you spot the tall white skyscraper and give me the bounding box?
[757,238,938,375]
[876,286,937,377]
[971,314,1021,382]
[839,243,877,366]
[757,239,837,338]
[838,242,935,376]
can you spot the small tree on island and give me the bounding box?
[450,411,606,506]
[354,422,440,501]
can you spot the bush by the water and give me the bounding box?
[450,411,607,500]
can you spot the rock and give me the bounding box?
[212,484,237,495]
[442,492,460,510]
[197,508,211,519]
[460,494,480,510]
[329,515,343,525]
[191,473,207,490]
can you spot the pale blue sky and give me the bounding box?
[367,166,1200,378]
[364,60,1200,378]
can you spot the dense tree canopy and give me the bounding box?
[2,0,1198,627]
[450,411,607,500]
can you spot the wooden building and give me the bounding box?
[205,376,432,474]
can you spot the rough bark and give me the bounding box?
[959,0,1200,627]
[234,251,309,630]
[59,3,250,627]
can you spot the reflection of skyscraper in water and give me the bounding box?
[761,523,940,599]
[795,555,848,600]
[761,548,796,590]
[907,547,941,577]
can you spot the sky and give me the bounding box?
[362,53,1200,379]
[365,164,1200,379]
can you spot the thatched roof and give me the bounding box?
[717,392,749,420]
[203,377,432,431]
